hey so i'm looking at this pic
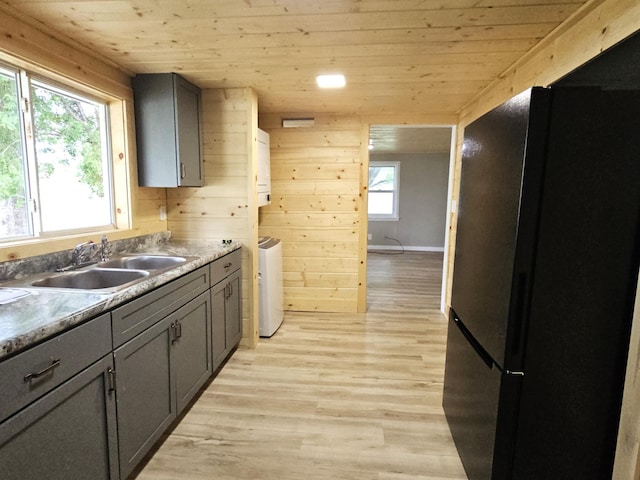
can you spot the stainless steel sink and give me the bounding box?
[31,268,149,290]
[1,252,197,294]
[96,255,186,270]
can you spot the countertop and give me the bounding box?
[0,238,241,360]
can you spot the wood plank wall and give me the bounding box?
[168,88,259,347]
[0,4,260,346]
[136,187,169,235]
[445,0,640,309]
[2,1,640,474]
[258,114,364,313]
[444,1,640,477]
[0,5,167,262]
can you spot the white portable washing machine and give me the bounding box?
[258,236,284,337]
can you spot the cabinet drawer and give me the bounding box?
[112,265,209,347]
[0,355,118,480]
[210,249,241,286]
[0,313,112,423]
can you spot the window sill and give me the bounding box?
[0,228,136,263]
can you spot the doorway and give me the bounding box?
[365,125,456,313]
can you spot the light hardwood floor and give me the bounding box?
[134,251,467,480]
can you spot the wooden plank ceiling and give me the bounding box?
[2,0,589,116]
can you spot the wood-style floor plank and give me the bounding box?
[134,251,467,480]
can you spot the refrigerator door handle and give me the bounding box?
[452,314,495,369]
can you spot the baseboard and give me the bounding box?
[367,245,445,252]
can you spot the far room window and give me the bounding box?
[368,161,400,221]
[0,64,114,241]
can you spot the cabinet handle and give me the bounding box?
[224,262,232,270]
[180,163,186,179]
[176,320,182,340]
[107,367,116,393]
[24,358,61,382]
[170,322,178,343]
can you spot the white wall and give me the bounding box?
[368,152,449,250]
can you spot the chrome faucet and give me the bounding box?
[101,235,109,262]
[72,240,96,266]
[55,241,98,272]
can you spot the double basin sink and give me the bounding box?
[22,255,191,292]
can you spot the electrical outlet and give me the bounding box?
[367,233,372,240]
[159,205,167,221]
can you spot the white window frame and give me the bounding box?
[0,61,116,243]
[368,160,400,221]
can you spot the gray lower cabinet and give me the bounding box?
[0,249,241,480]
[224,269,242,350]
[211,251,242,372]
[211,278,228,369]
[111,265,210,348]
[114,315,174,479]
[173,291,212,411]
[0,312,116,480]
[114,290,211,480]
[0,312,112,423]
[0,354,119,480]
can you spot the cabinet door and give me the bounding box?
[132,72,202,187]
[172,291,211,412]
[225,269,242,349]
[114,316,175,480]
[174,75,202,186]
[211,281,227,372]
[0,355,118,480]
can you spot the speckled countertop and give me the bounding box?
[0,232,241,360]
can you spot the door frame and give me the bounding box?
[359,121,457,314]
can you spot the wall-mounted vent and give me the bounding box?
[282,117,315,128]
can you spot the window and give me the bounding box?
[0,64,113,241]
[368,161,400,221]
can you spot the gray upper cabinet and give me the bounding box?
[132,73,203,187]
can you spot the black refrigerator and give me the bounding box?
[443,86,640,480]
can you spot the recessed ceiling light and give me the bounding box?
[316,74,346,89]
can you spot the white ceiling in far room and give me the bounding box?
[369,126,452,154]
